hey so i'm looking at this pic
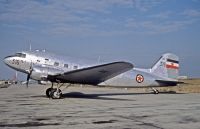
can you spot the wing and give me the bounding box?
[47,62,133,85]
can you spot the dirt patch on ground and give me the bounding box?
[158,78,200,93]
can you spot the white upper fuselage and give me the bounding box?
[4,50,101,81]
[4,50,96,73]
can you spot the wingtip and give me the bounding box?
[120,61,134,69]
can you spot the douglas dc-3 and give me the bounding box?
[4,50,180,99]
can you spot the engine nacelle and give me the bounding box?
[30,65,64,81]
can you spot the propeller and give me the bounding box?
[26,62,33,88]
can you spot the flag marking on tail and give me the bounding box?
[166,59,179,69]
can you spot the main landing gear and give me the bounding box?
[46,82,64,99]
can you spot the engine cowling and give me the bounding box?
[30,65,64,81]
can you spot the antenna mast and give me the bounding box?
[98,56,101,64]
[29,42,32,51]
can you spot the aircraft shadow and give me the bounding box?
[61,91,183,101]
[30,91,184,101]
[62,92,134,101]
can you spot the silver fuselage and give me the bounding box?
[4,51,99,81]
[4,50,178,87]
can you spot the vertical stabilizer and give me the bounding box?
[151,53,179,79]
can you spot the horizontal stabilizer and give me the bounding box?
[156,80,184,86]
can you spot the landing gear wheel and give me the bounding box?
[46,88,54,98]
[151,88,159,94]
[46,82,64,99]
[50,89,62,99]
[153,89,159,94]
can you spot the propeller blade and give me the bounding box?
[26,61,33,88]
[26,74,30,88]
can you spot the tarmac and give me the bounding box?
[0,84,200,129]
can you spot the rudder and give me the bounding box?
[151,53,179,79]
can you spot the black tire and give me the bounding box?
[46,88,54,98]
[51,89,62,99]
[153,90,159,94]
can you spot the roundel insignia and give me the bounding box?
[136,74,144,83]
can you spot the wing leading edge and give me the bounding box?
[47,62,134,85]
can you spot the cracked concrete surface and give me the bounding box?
[0,84,200,129]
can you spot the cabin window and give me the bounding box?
[64,64,68,68]
[15,53,26,58]
[45,58,49,61]
[54,62,59,66]
[74,65,78,69]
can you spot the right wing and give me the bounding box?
[48,62,133,85]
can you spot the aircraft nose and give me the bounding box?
[4,56,12,65]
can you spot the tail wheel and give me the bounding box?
[151,88,159,94]
[153,89,159,94]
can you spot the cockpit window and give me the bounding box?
[74,65,78,69]
[64,64,68,68]
[15,53,26,58]
[54,62,59,66]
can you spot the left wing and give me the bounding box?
[48,62,133,85]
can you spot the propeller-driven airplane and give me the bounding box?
[4,50,180,99]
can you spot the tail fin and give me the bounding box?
[151,53,179,79]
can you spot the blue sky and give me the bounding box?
[0,0,200,80]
